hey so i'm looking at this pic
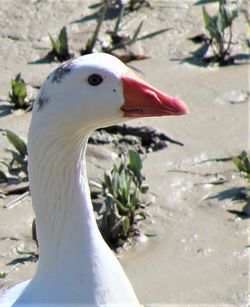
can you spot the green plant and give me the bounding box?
[233,151,250,200]
[81,0,170,58]
[104,1,170,54]
[94,149,148,247]
[0,130,28,182]
[233,151,250,181]
[9,73,30,109]
[48,26,73,62]
[0,272,7,279]
[81,0,109,55]
[193,0,238,64]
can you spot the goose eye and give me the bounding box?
[88,74,103,86]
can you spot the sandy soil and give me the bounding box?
[0,0,249,306]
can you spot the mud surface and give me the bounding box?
[0,1,249,306]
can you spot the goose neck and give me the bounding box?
[28,131,101,274]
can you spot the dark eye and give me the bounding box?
[88,74,103,86]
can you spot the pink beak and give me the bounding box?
[121,75,188,118]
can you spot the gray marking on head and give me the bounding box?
[51,58,74,84]
[37,93,50,111]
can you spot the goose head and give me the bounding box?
[32,53,188,135]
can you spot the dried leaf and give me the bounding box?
[114,53,150,63]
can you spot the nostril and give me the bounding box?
[145,89,161,103]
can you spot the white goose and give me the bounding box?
[0,53,188,306]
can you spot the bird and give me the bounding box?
[0,52,188,306]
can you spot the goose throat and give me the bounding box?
[28,131,100,272]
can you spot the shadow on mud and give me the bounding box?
[7,253,38,266]
[207,186,250,219]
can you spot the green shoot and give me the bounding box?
[48,26,73,62]
[81,0,109,54]
[105,20,170,53]
[233,151,250,181]
[9,73,30,109]
[194,0,239,64]
[95,149,147,247]
[80,0,169,58]
[1,130,28,181]
[233,151,250,203]
[0,272,7,279]
[113,1,126,34]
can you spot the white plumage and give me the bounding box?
[0,53,188,306]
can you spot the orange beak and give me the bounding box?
[121,74,188,118]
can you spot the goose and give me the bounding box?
[0,52,188,306]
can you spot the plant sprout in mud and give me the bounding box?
[233,151,250,201]
[192,0,239,65]
[92,149,149,247]
[80,0,169,60]
[8,73,30,109]
[0,130,28,183]
[233,151,250,181]
[81,0,109,54]
[48,26,73,62]
[0,272,7,279]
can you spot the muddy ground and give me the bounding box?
[0,0,249,306]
